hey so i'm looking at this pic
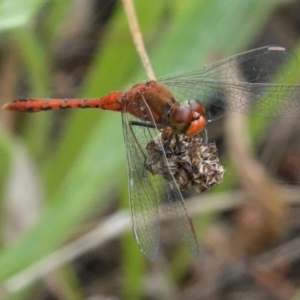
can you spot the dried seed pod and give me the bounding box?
[145,134,225,192]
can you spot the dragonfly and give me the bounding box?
[3,46,300,261]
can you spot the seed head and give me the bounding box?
[145,134,225,192]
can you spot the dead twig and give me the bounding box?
[122,0,156,80]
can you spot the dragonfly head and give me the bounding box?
[170,99,207,136]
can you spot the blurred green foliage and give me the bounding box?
[0,0,296,299]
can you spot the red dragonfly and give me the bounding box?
[3,46,300,260]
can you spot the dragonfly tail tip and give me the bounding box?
[2,103,10,110]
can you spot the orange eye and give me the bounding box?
[170,106,193,134]
[188,99,205,115]
[171,106,193,123]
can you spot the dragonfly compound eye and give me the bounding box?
[170,106,193,134]
[188,99,205,115]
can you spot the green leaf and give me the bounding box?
[0,0,48,31]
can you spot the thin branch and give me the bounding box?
[122,0,156,80]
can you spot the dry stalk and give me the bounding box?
[122,0,156,80]
[224,111,287,255]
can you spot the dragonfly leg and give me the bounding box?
[128,121,149,161]
[129,120,159,177]
[162,133,183,154]
[164,133,174,152]
[129,120,156,129]
[175,134,181,153]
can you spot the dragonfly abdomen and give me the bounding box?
[2,92,123,112]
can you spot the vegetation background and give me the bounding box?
[0,0,300,299]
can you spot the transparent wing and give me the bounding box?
[122,111,160,261]
[122,98,198,260]
[159,46,300,121]
[160,180,199,257]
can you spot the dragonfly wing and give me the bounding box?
[161,180,199,256]
[121,95,199,259]
[240,83,300,118]
[160,46,297,83]
[121,105,163,260]
[160,46,300,121]
[164,81,300,121]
